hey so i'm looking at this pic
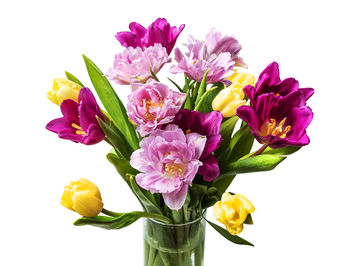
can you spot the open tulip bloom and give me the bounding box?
[46,18,314,258]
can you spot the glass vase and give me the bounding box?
[143,215,206,266]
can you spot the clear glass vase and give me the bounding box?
[143,215,206,266]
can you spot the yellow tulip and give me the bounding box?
[212,83,246,117]
[47,78,82,105]
[61,178,103,217]
[212,72,255,117]
[227,71,255,88]
[213,192,255,235]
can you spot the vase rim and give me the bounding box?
[147,210,207,227]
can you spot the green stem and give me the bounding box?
[250,144,268,157]
[192,82,200,102]
[101,208,122,217]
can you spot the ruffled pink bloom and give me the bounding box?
[204,28,246,68]
[170,29,245,84]
[127,80,186,137]
[115,18,185,55]
[130,125,206,210]
[106,43,170,85]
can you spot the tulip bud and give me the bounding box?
[61,178,103,217]
[213,192,255,235]
[47,78,82,105]
[212,72,255,117]
[227,72,255,87]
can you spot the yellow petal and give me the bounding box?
[213,202,225,223]
[60,187,74,210]
[221,192,236,204]
[235,194,255,213]
[227,72,255,88]
[47,78,81,105]
[61,178,103,217]
[72,191,103,217]
[212,84,246,118]
[226,223,244,235]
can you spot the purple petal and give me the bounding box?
[46,117,67,134]
[197,154,220,181]
[300,87,314,101]
[82,124,105,145]
[236,105,262,132]
[201,135,221,157]
[60,99,79,123]
[286,106,314,140]
[256,62,281,88]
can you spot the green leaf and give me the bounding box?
[218,124,253,166]
[129,175,164,215]
[194,69,210,105]
[183,87,192,110]
[194,86,218,112]
[65,71,84,87]
[202,82,225,113]
[240,145,302,160]
[74,211,172,230]
[215,116,239,157]
[244,214,253,225]
[97,117,133,159]
[74,213,138,230]
[150,67,160,82]
[82,55,139,150]
[168,78,183,92]
[203,217,254,246]
[262,146,301,156]
[211,173,236,196]
[227,124,254,164]
[107,152,137,186]
[225,154,286,175]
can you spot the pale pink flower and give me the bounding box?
[106,44,170,85]
[130,125,206,210]
[127,80,186,137]
[170,29,245,84]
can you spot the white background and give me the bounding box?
[1,0,349,265]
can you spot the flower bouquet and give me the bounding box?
[46,18,314,266]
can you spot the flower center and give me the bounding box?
[143,100,162,121]
[163,160,185,178]
[260,117,291,138]
[72,123,87,135]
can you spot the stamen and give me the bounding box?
[192,59,199,64]
[260,117,291,138]
[186,129,191,135]
[142,100,162,121]
[163,160,185,178]
[71,123,87,135]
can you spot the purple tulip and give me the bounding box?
[115,18,185,55]
[130,124,206,210]
[46,88,105,145]
[243,62,314,107]
[173,109,223,181]
[237,62,314,149]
